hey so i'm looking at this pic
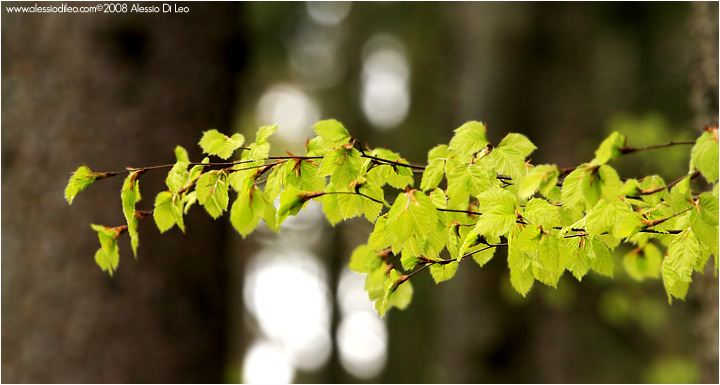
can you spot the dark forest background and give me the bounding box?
[2,2,718,383]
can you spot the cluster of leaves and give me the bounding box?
[65,121,719,314]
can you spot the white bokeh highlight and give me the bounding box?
[244,248,332,371]
[256,84,320,142]
[306,2,352,26]
[361,34,411,130]
[242,340,294,384]
[336,269,388,379]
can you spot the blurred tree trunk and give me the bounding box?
[689,2,719,384]
[2,5,242,382]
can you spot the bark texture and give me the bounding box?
[2,5,242,382]
[689,2,719,383]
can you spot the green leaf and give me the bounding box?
[517,224,542,253]
[65,166,102,204]
[277,184,312,223]
[429,261,459,283]
[508,241,534,296]
[428,144,453,161]
[196,171,229,219]
[669,176,693,212]
[420,159,445,191]
[448,121,488,155]
[359,182,384,222]
[166,146,190,193]
[585,198,633,238]
[375,269,412,317]
[518,164,559,199]
[121,171,142,257]
[589,238,613,277]
[472,188,517,238]
[286,159,325,192]
[690,193,719,256]
[183,191,197,214]
[619,178,642,197]
[534,235,562,287]
[561,165,587,209]
[306,136,331,156]
[349,245,383,274]
[523,198,561,228]
[662,228,700,302]
[661,260,690,303]
[318,147,361,189]
[249,124,277,160]
[484,145,526,180]
[230,186,270,237]
[365,265,387,301]
[313,119,351,147]
[386,190,437,252]
[623,243,661,281]
[498,133,537,158]
[690,128,719,183]
[153,191,184,233]
[639,175,667,207]
[594,131,626,164]
[368,215,389,251]
[400,252,419,271]
[264,161,292,203]
[429,188,447,208]
[90,224,120,275]
[388,279,413,310]
[321,184,343,226]
[563,236,593,281]
[447,162,493,202]
[597,165,622,201]
[337,191,363,220]
[198,129,245,159]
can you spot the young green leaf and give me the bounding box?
[349,245,383,274]
[318,147,361,189]
[448,121,488,155]
[689,193,719,256]
[166,146,190,193]
[249,124,277,160]
[230,186,270,237]
[623,243,662,281]
[121,171,142,257]
[153,191,184,233]
[585,198,633,238]
[286,159,325,192]
[523,198,561,228]
[321,184,343,226]
[484,145,526,180]
[65,166,103,204]
[508,241,534,296]
[594,131,626,164]
[386,190,437,250]
[90,224,120,275]
[589,238,613,277]
[429,261,459,283]
[420,158,445,191]
[561,165,587,209]
[690,127,719,183]
[313,119,351,148]
[563,236,592,281]
[198,129,245,160]
[277,185,316,223]
[472,188,517,238]
[497,133,536,159]
[196,170,230,219]
[662,228,700,302]
[518,164,559,199]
